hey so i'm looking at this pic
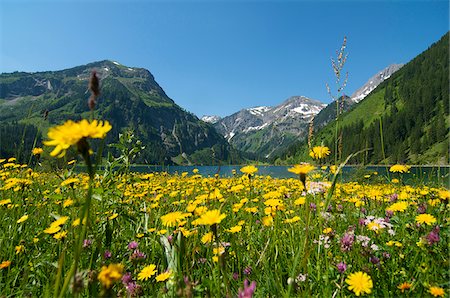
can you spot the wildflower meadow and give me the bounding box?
[0,73,448,297]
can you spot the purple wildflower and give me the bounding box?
[337,204,343,212]
[103,250,112,259]
[309,203,317,212]
[336,262,347,273]
[426,226,440,246]
[370,256,380,265]
[389,193,398,202]
[83,239,92,248]
[233,272,239,280]
[130,249,146,261]
[122,272,133,285]
[243,266,252,276]
[128,241,138,250]
[382,252,391,259]
[238,279,257,298]
[385,210,394,217]
[340,232,354,252]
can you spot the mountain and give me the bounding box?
[201,115,221,124]
[0,60,241,165]
[350,64,404,103]
[313,64,404,130]
[212,96,326,159]
[276,32,449,165]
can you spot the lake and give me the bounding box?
[129,165,449,186]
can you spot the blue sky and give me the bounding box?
[0,0,448,117]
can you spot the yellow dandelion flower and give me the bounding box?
[240,165,258,175]
[294,197,306,205]
[63,199,74,208]
[44,225,61,234]
[397,282,412,293]
[138,264,157,281]
[429,286,445,297]
[192,209,226,226]
[60,178,79,187]
[201,232,214,244]
[15,245,24,255]
[32,147,44,155]
[0,260,11,269]
[160,211,190,227]
[415,213,437,225]
[0,199,12,206]
[51,216,69,227]
[98,263,124,288]
[323,227,333,234]
[283,216,300,224]
[389,164,410,173]
[346,271,373,296]
[386,201,408,213]
[309,146,331,159]
[44,119,112,158]
[262,215,273,227]
[108,213,118,220]
[53,230,68,240]
[17,214,29,224]
[156,270,172,282]
[288,164,315,175]
[227,225,242,233]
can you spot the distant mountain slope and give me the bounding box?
[212,96,326,159]
[276,32,449,165]
[313,64,403,130]
[0,60,241,165]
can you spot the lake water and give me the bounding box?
[130,165,449,186]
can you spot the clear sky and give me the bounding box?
[0,0,448,118]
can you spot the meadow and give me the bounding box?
[0,154,448,297]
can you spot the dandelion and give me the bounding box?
[137,264,157,281]
[98,263,124,288]
[192,209,226,226]
[32,147,44,155]
[15,245,24,254]
[160,211,190,227]
[288,164,315,175]
[240,165,258,175]
[428,286,445,297]
[415,213,437,225]
[227,225,242,233]
[53,230,68,240]
[17,214,29,224]
[309,146,331,160]
[389,164,410,173]
[44,119,112,158]
[155,270,172,282]
[0,260,11,269]
[346,271,373,296]
[397,282,412,293]
[386,201,408,213]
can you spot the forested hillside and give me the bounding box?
[276,32,449,165]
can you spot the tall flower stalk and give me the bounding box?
[44,71,111,297]
[326,36,348,165]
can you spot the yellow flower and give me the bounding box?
[323,227,333,234]
[44,119,112,158]
[386,201,408,213]
[429,286,445,297]
[397,282,412,293]
[288,164,315,175]
[0,260,11,269]
[389,164,410,173]
[138,264,157,281]
[240,165,258,175]
[156,270,172,282]
[53,230,68,240]
[98,263,124,288]
[415,213,437,225]
[227,225,242,233]
[51,216,69,227]
[262,215,273,227]
[108,213,118,220]
[44,225,61,234]
[201,232,214,244]
[346,271,373,296]
[32,147,44,155]
[294,197,306,205]
[60,178,79,187]
[0,199,12,206]
[192,209,226,226]
[17,214,29,224]
[309,146,331,159]
[15,245,24,255]
[63,199,74,208]
[283,216,300,224]
[160,211,190,227]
